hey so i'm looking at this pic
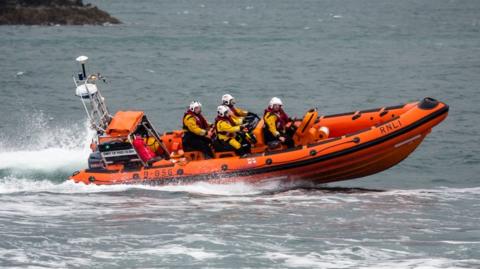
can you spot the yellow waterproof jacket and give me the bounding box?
[264,111,281,137]
[231,106,248,117]
[183,113,208,136]
[229,106,248,125]
[231,115,243,125]
[215,118,241,141]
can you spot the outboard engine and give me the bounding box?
[88,151,105,170]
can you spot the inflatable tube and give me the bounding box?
[71,98,449,186]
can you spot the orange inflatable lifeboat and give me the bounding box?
[70,57,448,186]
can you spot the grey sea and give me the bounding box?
[1,0,479,268]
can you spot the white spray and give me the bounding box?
[0,112,94,173]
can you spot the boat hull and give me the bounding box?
[70,98,448,186]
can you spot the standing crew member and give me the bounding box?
[215,105,251,156]
[221,94,249,125]
[263,97,295,148]
[182,101,214,159]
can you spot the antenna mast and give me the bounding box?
[73,56,112,133]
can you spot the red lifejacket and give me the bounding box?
[214,115,237,137]
[263,107,289,131]
[183,110,209,132]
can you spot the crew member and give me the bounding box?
[215,105,251,156]
[221,94,249,125]
[263,97,295,148]
[182,101,214,159]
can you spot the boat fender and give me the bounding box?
[318,126,329,140]
[133,135,156,163]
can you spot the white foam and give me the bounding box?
[0,177,282,196]
[265,252,354,268]
[0,114,94,173]
[156,181,276,196]
[369,187,480,201]
[91,251,117,259]
[174,234,227,246]
[264,249,478,269]
[133,245,220,260]
[358,258,478,269]
[0,147,88,171]
[0,177,131,194]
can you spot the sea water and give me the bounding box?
[0,0,479,267]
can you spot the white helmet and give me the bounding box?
[269,97,283,108]
[189,101,202,112]
[217,105,229,117]
[222,94,235,106]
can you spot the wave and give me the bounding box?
[0,177,288,195]
[362,186,480,201]
[1,173,480,200]
[264,250,478,269]
[0,112,94,175]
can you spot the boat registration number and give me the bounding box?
[143,169,174,179]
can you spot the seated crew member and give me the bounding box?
[214,105,251,157]
[182,101,214,159]
[263,97,295,148]
[222,94,248,120]
[221,94,258,126]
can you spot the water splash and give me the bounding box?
[0,112,94,174]
[0,177,129,194]
[0,178,280,195]
[1,171,479,199]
